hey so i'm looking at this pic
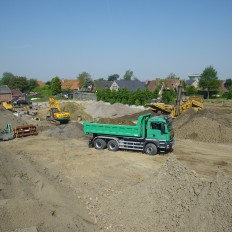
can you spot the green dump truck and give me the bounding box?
[83,113,174,155]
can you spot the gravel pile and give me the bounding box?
[97,157,232,232]
[43,122,85,140]
[173,107,232,144]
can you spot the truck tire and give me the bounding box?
[94,138,106,150]
[145,143,157,156]
[107,140,119,152]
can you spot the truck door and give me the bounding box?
[147,122,166,140]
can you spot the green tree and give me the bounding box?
[1,72,14,85]
[162,89,176,104]
[50,76,62,95]
[186,85,198,95]
[108,74,120,81]
[28,78,38,91]
[226,86,232,99]
[123,69,133,81]
[8,76,29,92]
[77,72,93,90]
[199,66,221,99]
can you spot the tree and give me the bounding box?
[224,78,232,90]
[226,86,232,99]
[123,70,133,81]
[166,73,176,79]
[8,76,29,92]
[108,74,120,81]
[199,66,221,99]
[77,72,93,90]
[28,78,38,91]
[1,72,14,85]
[50,76,62,95]
[186,85,198,95]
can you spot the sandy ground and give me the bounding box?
[1,101,232,231]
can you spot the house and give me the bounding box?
[219,80,229,93]
[110,80,146,92]
[94,80,113,90]
[61,79,80,91]
[186,74,200,88]
[37,81,46,86]
[11,89,22,100]
[0,85,12,102]
[147,78,179,92]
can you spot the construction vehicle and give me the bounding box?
[0,124,15,141]
[84,113,174,155]
[2,101,13,111]
[46,98,70,124]
[147,80,204,118]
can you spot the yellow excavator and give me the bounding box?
[46,98,70,124]
[147,80,204,118]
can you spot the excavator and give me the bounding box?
[46,98,70,124]
[147,80,204,118]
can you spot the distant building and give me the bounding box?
[61,79,80,91]
[11,89,23,100]
[94,80,113,90]
[0,85,12,102]
[110,80,146,92]
[186,74,201,88]
[37,81,46,86]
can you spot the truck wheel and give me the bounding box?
[107,140,119,152]
[145,143,157,156]
[94,138,106,150]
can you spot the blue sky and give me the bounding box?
[0,0,231,81]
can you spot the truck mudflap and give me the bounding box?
[88,138,94,147]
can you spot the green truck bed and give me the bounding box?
[83,113,151,138]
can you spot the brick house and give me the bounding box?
[0,85,12,102]
[61,79,80,91]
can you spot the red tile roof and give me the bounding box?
[61,79,80,90]
[11,89,22,97]
[219,80,228,93]
[37,81,46,86]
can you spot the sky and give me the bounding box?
[0,0,232,82]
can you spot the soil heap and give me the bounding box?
[0,106,27,129]
[173,107,232,144]
[83,101,143,119]
[43,122,85,140]
[97,157,232,232]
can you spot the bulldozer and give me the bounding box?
[147,80,204,118]
[2,101,13,111]
[46,98,70,124]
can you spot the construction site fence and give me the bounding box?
[73,92,97,101]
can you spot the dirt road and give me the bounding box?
[1,133,232,231]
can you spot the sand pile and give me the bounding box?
[43,122,85,140]
[83,101,143,119]
[97,157,232,232]
[0,106,27,129]
[174,108,232,143]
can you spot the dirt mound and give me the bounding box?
[0,106,27,129]
[83,101,143,119]
[174,107,232,143]
[97,157,232,232]
[43,122,85,140]
[98,109,156,124]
